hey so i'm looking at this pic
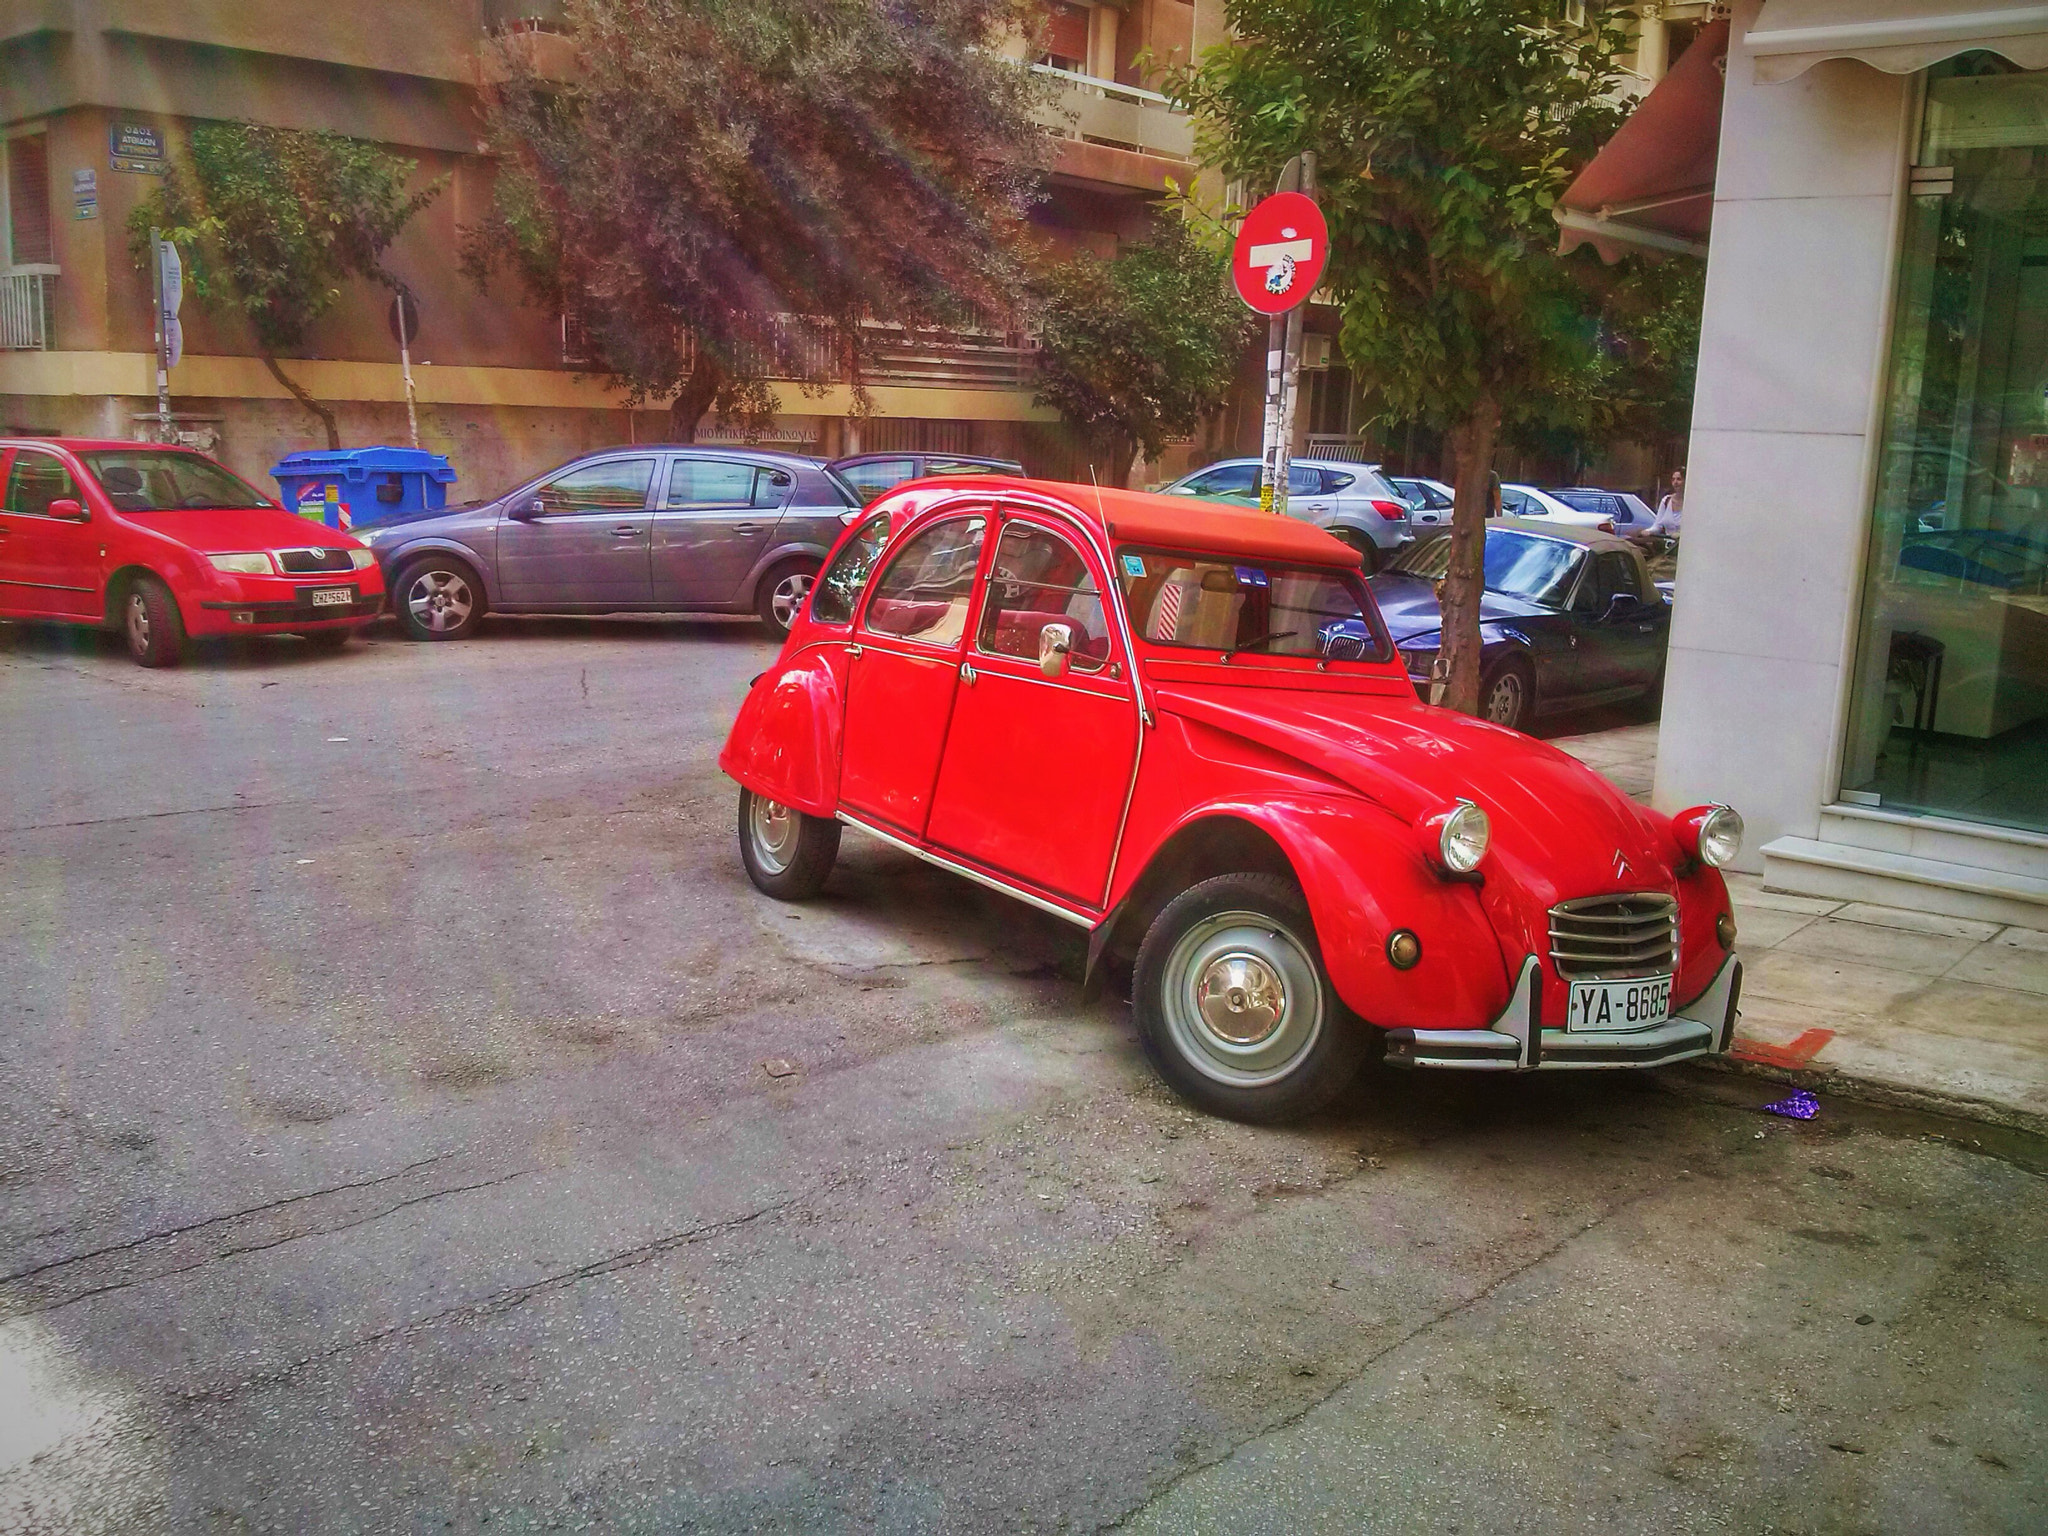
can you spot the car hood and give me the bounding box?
[125,507,365,552]
[1156,683,1676,899]
[1367,571,1550,644]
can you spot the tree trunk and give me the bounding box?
[1102,432,1138,489]
[262,353,339,450]
[668,351,723,444]
[1439,394,1501,718]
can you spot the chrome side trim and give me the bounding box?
[0,578,95,592]
[835,810,1097,929]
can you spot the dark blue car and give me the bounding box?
[1336,519,1671,730]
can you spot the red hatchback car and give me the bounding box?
[0,438,385,667]
[721,478,1746,1122]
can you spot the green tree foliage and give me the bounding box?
[1032,220,1255,486]
[465,0,1052,441]
[1171,1,1682,715]
[131,124,441,449]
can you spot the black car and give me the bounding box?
[353,447,861,640]
[829,452,1024,505]
[1358,519,1670,731]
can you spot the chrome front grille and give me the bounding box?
[277,547,353,574]
[1548,892,1677,978]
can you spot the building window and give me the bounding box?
[1842,55,2048,835]
[1039,2,1091,74]
[5,132,53,267]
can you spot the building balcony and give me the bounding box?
[1030,64,1195,193]
[1,268,56,351]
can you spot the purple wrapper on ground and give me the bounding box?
[1762,1089,1820,1120]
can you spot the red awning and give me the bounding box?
[1557,17,1731,262]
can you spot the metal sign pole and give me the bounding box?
[397,294,421,449]
[151,227,171,443]
[1257,156,1303,516]
[1270,152,1316,521]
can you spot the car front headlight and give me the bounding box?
[1675,805,1745,869]
[1420,799,1490,875]
[347,548,377,569]
[208,552,274,576]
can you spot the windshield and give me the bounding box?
[83,451,275,512]
[1115,548,1392,663]
[1386,529,1584,605]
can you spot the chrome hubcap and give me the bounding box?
[1486,672,1524,725]
[770,573,812,629]
[407,570,473,633]
[749,796,799,874]
[126,592,150,650]
[1161,911,1324,1087]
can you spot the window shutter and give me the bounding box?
[7,134,54,266]
[1045,4,1091,67]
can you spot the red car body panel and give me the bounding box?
[0,438,385,638]
[721,476,1734,1040]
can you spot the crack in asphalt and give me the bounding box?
[15,1169,541,1317]
[0,1152,461,1286]
[1104,1177,1669,1531]
[1,796,305,835]
[170,1192,805,1407]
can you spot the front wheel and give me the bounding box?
[738,787,841,899]
[395,557,482,642]
[1133,873,1364,1123]
[756,560,818,638]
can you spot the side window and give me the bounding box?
[538,458,655,513]
[1595,550,1642,605]
[1324,471,1357,492]
[2,451,80,517]
[1187,463,1258,497]
[810,514,889,626]
[860,514,987,646]
[754,467,795,508]
[977,521,1112,671]
[663,458,756,509]
[1287,466,1321,494]
[841,459,916,502]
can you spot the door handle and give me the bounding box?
[848,643,864,658]
[732,522,763,535]
[960,662,977,686]
[612,525,641,538]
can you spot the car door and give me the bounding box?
[494,455,656,607]
[837,511,991,836]
[0,446,100,618]
[1574,550,1665,697]
[1290,466,1335,522]
[925,513,1138,905]
[651,457,790,604]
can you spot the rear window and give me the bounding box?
[1115,548,1391,663]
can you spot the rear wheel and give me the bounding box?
[1133,873,1364,1124]
[1480,657,1534,732]
[395,556,482,642]
[737,787,841,899]
[756,559,818,638]
[1329,528,1382,574]
[122,575,185,668]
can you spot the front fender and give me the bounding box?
[378,535,499,609]
[1149,795,1516,1033]
[718,641,847,816]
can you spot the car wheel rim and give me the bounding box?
[126,592,150,651]
[1160,911,1324,1088]
[1486,672,1524,725]
[770,572,812,629]
[407,570,473,633]
[749,796,800,875]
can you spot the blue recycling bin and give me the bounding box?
[270,447,457,532]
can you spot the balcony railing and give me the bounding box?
[1030,63,1195,163]
[564,312,1039,391]
[1,269,55,350]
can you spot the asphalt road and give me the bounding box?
[1,615,2041,1534]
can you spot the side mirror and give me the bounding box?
[511,496,547,520]
[1038,621,1073,681]
[47,498,87,522]
[1603,593,1640,622]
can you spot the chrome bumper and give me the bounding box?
[1383,953,1742,1071]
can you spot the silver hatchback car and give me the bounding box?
[1158,457,1413,569]
[355,447,862,640]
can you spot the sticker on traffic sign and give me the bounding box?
[1232,192,1328,314]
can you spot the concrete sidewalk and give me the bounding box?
[1554,722,2048,1133]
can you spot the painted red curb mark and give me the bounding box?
[1730,1028,1836,1069]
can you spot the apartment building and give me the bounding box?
[0,2,1212,493]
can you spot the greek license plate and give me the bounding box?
[307,587,353,608]
[1566,975,1672,1033]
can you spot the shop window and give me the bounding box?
[6,132,53,267]
[1842,55,2048,834]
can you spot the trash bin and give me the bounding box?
[270,447,457,532]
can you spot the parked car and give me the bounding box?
[830,452,1024,505]
[1357,519,1671,730]
[1548,486,1659,532]
[1389,476,1456,527]
[1158,457,1412,570]
[720,476,1743,1123]
[1501,483,1611,526]
[0,437,384,667]
[353,447,859,640]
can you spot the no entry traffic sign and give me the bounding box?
[1232,191,1328,314]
